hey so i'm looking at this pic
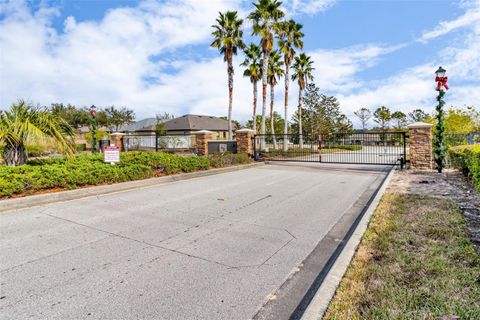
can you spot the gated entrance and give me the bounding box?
[253,132,407,167]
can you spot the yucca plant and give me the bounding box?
[0,100,76,166]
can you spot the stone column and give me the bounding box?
[110,132,125,151]
[236,129,255,156]
[194,130,214,156]
[408,122,433,170]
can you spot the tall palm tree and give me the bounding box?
[292,53,314,149]
[241,43,262,133]
[267,50,284,149]
[276,19,304,151]
[0,100,76,166]
[248,0,284,148]
[211,11,244,140]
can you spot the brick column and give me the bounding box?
[236,129,255,156]
[408,122,433,170]
[110,132,125,151]
[194,130,214,156]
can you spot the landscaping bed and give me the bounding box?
[324,192,480,319]
[0,152,252,198]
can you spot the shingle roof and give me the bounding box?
[163,114,228,131]
[117,118,157,132]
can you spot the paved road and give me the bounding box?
[0,163,389,320]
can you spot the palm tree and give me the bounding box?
[211,11,244,140]
[267,50,284,149]
[0,100,76,166]
[292,53,314,149]
[276,19,304,151]
[248,0,284,149]
[241,43,262,133]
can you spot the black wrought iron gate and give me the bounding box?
[253,132,407,167]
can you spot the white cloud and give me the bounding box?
[308,44,404,93]
[284,0,336,16]
[418,0,480,42]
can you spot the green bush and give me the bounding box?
[0,151,252,197]
[449,145,480,191]
[0,144,54,158]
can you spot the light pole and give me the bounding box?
[89,105,98,153]
[434,66,449,173]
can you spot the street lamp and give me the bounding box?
[435,66,449,91]
[89,105,98,153]
[433,67,448,173]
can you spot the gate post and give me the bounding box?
[194,130,214,156]
[407,122,433,170]
[110,132,125,151]
[236,129,255,156]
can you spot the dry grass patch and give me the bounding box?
[324,193,480,320]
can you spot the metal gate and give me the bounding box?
[253,132,407,167]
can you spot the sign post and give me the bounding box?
[104,145,120,165]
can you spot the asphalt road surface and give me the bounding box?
[0,163,390,320]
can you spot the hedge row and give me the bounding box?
[448,145,480,191]
[0,152,252,197]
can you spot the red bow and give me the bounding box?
[435,76,449,90]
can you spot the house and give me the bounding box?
[163,114,229,138]
[129,114,229,139]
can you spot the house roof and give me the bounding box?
[163,114,228,131]
[117,118,157,132]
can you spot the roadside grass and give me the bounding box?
[323,193,480,320]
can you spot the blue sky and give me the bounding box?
[1,0,479,126]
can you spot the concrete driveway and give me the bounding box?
[0,163,390,320]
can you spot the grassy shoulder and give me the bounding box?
[0,152,252,198]
[324,193,480,320]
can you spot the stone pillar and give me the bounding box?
[194,130,214,156]
[110,132,125,150]
[408,122,433,170]
[236,128,255,156]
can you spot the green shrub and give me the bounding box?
[449,145,480,191]
[0,151,253,197]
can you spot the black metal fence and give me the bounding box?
[444,132,479,147]
[122,132,196,152]
[254,132,406,167]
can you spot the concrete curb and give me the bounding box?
[300,166,396,320]
[0,162,264,213]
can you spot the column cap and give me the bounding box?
[236,128,255,133]
[407,122,433,129]
[110,132,125,136]
[193,130,214,134]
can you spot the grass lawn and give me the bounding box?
[324,193,480,320]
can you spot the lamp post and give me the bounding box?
[89,105,98,153]
[434,66,449,173]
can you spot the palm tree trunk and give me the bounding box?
[260,51,270,150]
[298,87,304,149]
[227,58,234,140]
[270,83,277,149]
[253,81,258,133]
[3,142,27,166]
[283,64,289,152]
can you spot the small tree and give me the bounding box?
[155,112,175,135]
[373,106,391,132]
[104,106,135,131]
[391,111,407,130]
[408,108,427,123]
[353,107,371,131]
